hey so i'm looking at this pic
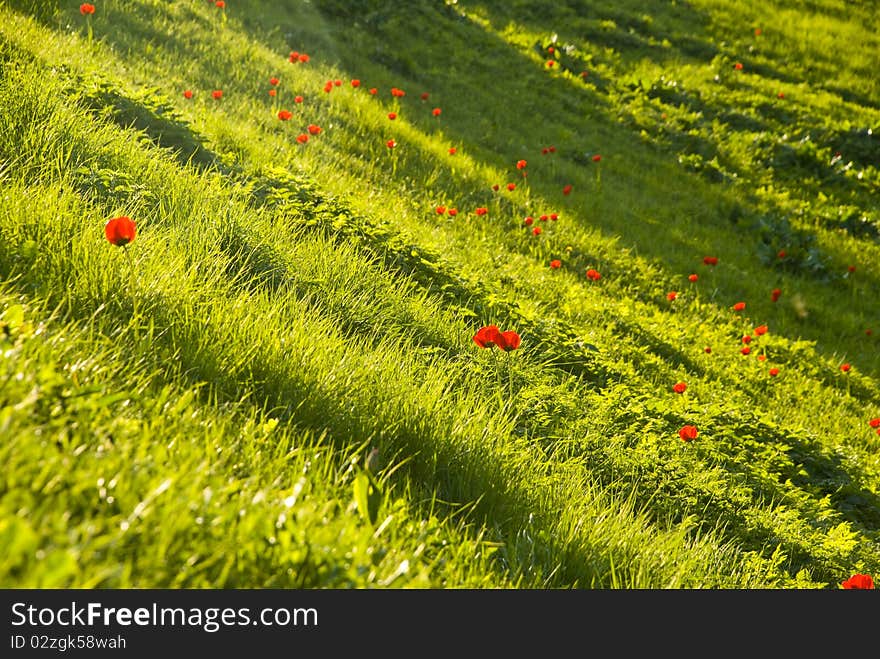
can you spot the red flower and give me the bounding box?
[703,256,718,266]
[294,95,303,104]
[432,107,442,116]
[104,216,137,247]
[848,265,856,273]
[539,214,548,222]
[869,418,880,428]
[771,288,782,302]
[270,77,280,86]
[733,302,746,311]
[679,425,698,442]
[420,92,429,101]
[777,250,786,259]
[672,382,687,394]
[549,146,556,153]
[546,60,556,68]
[436,206,446,215]
[448,147,457,155]
[757,354,766,362]
[390,87,405,98]
[308,124,321,135]
[516,159,527,170]
[277,110,292,121]
[388,112,397,120]
[298,54,310,63]
[586,269,601,281]
[755,28,762,36]
[667,291,678,301]
[542,148,549,155]
[351,79,361,87]
[524,216,534,226]
[386,139,397,149]
[533,227,542,236]
[473,326,520,351]
[369,88,378,95]
[769,368,779,376]
[841,574,874,589]
[840,363,851,372]
[591,154,602,162]
[183,90,193,99]
[333,80,342,87]
[212,90,223,100]
[289,51,299,62]
[734,62,743,70]
[215,0,225,8]
[777,92,785,99]
[563,184,573,195]
[754,325,768,336]
[475,207,488,216]
[688,274,698,282]
[269,89,278,98]
[550,259,562,269]
[80,3,95,14]
[741,346,751,355]
[866,329,873,336]
[492,184,500,192]
[549,213,558,221]
[296,134,309,144]
[704,346,712,354]
[507,183,516,191]
[448,208,458,217]
[742,335,752,344]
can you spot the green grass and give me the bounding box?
[0,0,877,589]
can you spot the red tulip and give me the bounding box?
[733,302,746,311]
[679,425,698,442]
[308,124,321,135]
[270,77,280,86]
[703,256,718,266]
[688,274,698,282]
[80,3,95,14]
[562,184,572,195]
[771,288,782,302]
[840,363,851,372]
[841,574,874,589]
[388,112,397,120]
[104,216,136,247]
[183,90,193,99]
[769,367,779,376]
[667,291,678,301]
[550,259,562,269]
[432,107,442,116]
[586,269,601,281]
[212,90,223,100]
[277,110,292,121]
[296,134,309,144]
[672,382,687,394]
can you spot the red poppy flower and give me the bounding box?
[183,90,193,99]
[215,0,225,8]
[733,302,746,311]
[769,368,779,376]
[869,418,880,428]
[539,214,548,222]
[586,269,601,281]
[563,184,573,195]
[679,425,699,442]
[294,95,303,104]
[777,250,786,259]
[475,207,488,216]
[333,80,342,87]
[549,146,556,153]
[841,574,874,589]
[432,107,442,116]
[704,346,712,354]
[298,54,310,63]
[270,77,280,86]
[524,217,534,226]
[755,28,762,36]
[296,134,309,144]
[771,288,782,302]
[703,256,718,266]
[580,71,588,78]
[667,291,678,301]
[741,346,751,355]
[436,206,446,215]
[688,274,698,282]
[742,335,752,344]
[542,147,549,155]
[866,329,873,336]
[390,87,405,97]
[754,325,768,336]
[549,213,558,221]
[369,88,378,95]
[289,51,299,62]
[533,227,542,236]
[516,159,527,170]
[757,354,766,361]
[268,90,279,99]
[277,110,292,121]
[212,90,223,100]
[777,92,785,99]
[80,3,95,14]
[840,363,851,372]
[591,154,602,162]
[104,216,137,247]
[386,139,397,149]
[848,265,856,273]
[448,147,457,155]
[388,112,397,120]
[673,382,687,394]
[547,46,555,54]
[734,62,743,70]
[498,331,521,351]
[507,183,516,191]
[546,60,556,68]
[448,208,458,217]
[308,124,321,135]
[550,259,562,269]
[351,79,360,87]
[420,92,429,101]
[473,325,502,349]
[492,184,500,192]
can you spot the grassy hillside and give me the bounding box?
[0,0,877,589]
